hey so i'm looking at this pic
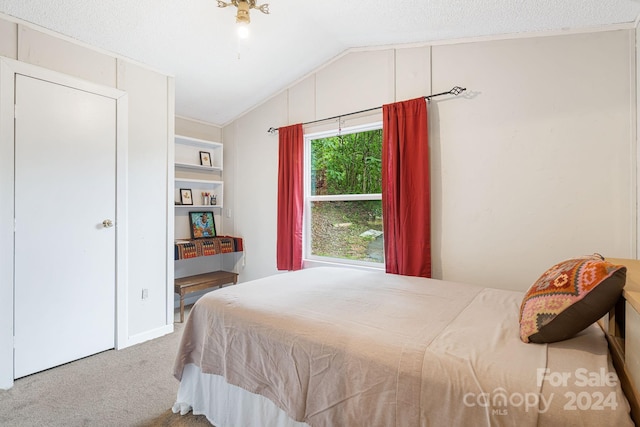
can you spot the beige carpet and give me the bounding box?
[136,409,212,426]
[0,307,213,427]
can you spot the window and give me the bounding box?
[304,122,384,266]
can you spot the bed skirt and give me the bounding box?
[172,363,310,427]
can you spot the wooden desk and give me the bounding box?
[174,270,238,322]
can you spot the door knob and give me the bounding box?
[102,219,114,228]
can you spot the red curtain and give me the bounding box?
[382,98,431,278]
[276,124,304,271]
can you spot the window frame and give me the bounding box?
[303,121,384,268]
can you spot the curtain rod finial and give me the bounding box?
[267,127,278,134]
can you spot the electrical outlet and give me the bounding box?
[142,288,149,299]
[226,208,232,218]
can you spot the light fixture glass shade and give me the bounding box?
[237,22,250,39]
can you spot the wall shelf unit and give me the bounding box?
[174,178,223,209]
[174,134,235,315]
[174,135,224,212]
[175,135,223,169]
[174,162,222,172]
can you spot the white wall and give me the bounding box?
[431,30,634,289]
[0,16,173,388]
[176,115,223,141]
[117,59,172,338]
[223,27,636,291]
[225,94,288,282]
[637,22,640,248]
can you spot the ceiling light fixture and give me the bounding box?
[217,0,270,38]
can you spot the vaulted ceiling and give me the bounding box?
[0,0,638,126]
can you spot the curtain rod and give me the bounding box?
[267,86,466,134]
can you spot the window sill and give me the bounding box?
[303,258,385,272]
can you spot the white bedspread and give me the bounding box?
[173,267,632,426]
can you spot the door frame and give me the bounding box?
[0,57,128,389]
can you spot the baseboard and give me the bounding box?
[120,324,174,349]
[0,375,12,390]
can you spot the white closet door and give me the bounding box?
[14,74,116,378]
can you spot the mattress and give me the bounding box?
[173,266,633,426]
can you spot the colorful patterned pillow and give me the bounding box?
[519,254,626,343]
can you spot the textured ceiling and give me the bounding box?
[0,0,639,126]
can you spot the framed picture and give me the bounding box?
[200,151,212,167]
[180,188,193,205]
[189,211,217,239]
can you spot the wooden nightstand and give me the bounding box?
[174,270,238,322]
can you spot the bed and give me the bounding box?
[172,262,637,426]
